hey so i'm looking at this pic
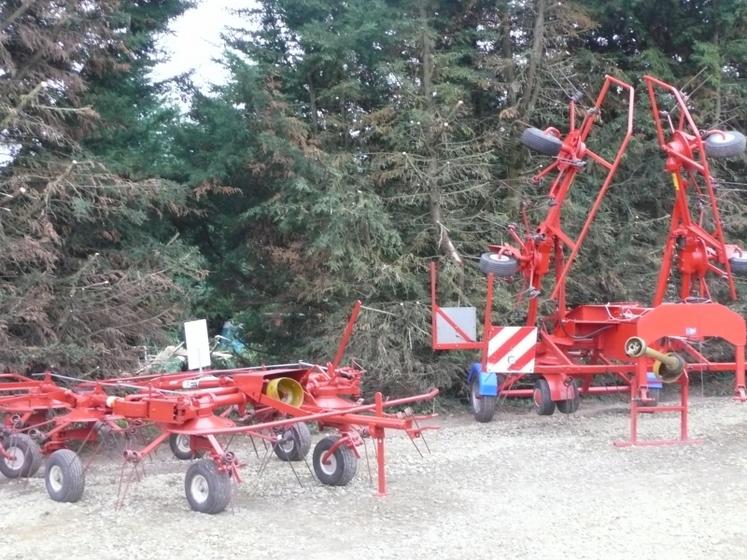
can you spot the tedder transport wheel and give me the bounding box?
[273,422,312,462]
[170,433,199,461]
[469,376,497,423]
[704,131,746,159]
[532,378,556,416]
[730,254,747,277]
[312,436,358,487]
[521,127,563,156]
[479,253,519,277]
[45,449,85,503]
[556,381,580,414]
[184,459,232,514]
[0,433,42,479]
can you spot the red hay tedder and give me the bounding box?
[432,74,746,445]
[0,302,438,513]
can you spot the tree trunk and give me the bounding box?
[501,10,516,107]
[519,0,546,117]
[419,0,462,266]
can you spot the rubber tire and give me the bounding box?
[469,376,497,423]
[45,449,85,503]
[521,127,563,156]
[533,378,556,416]
[704,131,746,159]
[273,422,312,462]
[0,433,42,479]
[556,382,580,414]
[312,436,358,487]
[184,459,232,514]
[170,434,196,461]
[479,252,519,277]
[730,255,747,277]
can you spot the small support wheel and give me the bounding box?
[469,376,498,423]
[479,252,519,277]
[729,254,747,277]
[704,130,746,159]
[170,433,200,461]
[184,459,232,514]
[521,127,563,156]
[312,436,358,486]
[273,422,312,462]
[533,378,556,416]
[556,381,580,414]
[45,449,85,503]
[0,433,42,479]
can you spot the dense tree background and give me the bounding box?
[1,0,745,392]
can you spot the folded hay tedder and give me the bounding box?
[432,74,746,445]
[0,302,437,513]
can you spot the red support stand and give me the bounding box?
[614,372,702,447]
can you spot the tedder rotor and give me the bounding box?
[1,302,438,513]
[431,74,747,445]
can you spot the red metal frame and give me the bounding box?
[0,303,439,509]
[431,74,747,444]
[645,75,743,304]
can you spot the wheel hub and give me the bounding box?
[190,474,209,504]
[319,454,338,476]
[4,446,24,470]
[48,464,64,492]
[176,435,191,454]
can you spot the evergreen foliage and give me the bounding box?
[2,1,745,392]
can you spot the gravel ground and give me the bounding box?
[2,394,747,559]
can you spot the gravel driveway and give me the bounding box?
[2,394,747,559]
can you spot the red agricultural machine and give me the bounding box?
[432,74,746,444]
[1,302,438,513]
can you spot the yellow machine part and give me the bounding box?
[265,377,304,407]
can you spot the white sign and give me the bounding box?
[184,319,211,370]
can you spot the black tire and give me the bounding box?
[312,436,358,486]
[45,449,85,503]
[532,378,556,416]
[704,131,746,159]
[184,459,232,514]
[273,422,312,462]
[730,254,747,277]
[556,381,580,414]
[469,376,497,423]
[0,433,42,479]
[479,252,519,277]
[170,433,196,461]
[521,127,563,156]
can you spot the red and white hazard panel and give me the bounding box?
[486,326,538,374]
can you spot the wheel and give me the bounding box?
[704,130,746,158]
[532,378,556,416]
[184,459,232,514]
[0,433,42,479]
[730,254,747,277]
[170,433,196,460]
[479,252,519,277]
[521,127,563,156]
[556,381,580,414]
[312,436,358,486]
[45,449,85,503]
[469,376,497,423]
[273,422,312,462]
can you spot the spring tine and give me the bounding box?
[409,436,424,459]
[414,420,431,455]
[363,438,373,484]
[249,436,259,459]
[287,457,304,488]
